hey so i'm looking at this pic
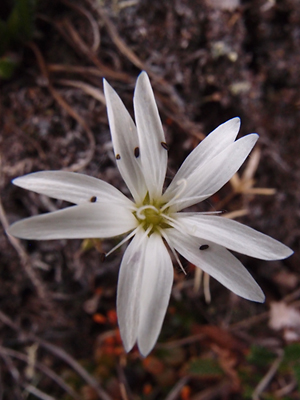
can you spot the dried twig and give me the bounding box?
[252,350,283,400]
[27,41,96,172]
[165,377,190,400]
[0,346,81,400]
[0,351,23,400]
[36,338,113,400]
[39,14,130,82]
[22,384,56,400]
[0,311,113,400]
[56,79,106,105]
[62,0,101,52]
[0,197,48,301]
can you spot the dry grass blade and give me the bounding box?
[0,346,81,400]
[87,1,145,71]
[62,0,101,52]
[0,351,23,400]
[0,198,48,301]
[27,42,96,172]
[85,0,186,109]
[22,384,56,400]
[165,377,190,400]
[41,15,130,82]
[33,339,113,400]
[56,79,106,105]
[48,64,104,77]
[190,381,232,400]
[0,311,113,400]
[252,350,284,400]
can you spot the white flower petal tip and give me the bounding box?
[133,71,167,199]
[177,215,293,261]
[117,232,173,357]
[243,284,265,303]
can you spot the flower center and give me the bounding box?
[135,201,171,235]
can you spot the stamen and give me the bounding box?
[161,142,169,150]
[126,225,153,264]
[177,211,222,216]
[115,154,121,160]
[105,227,139,258]
[161,179,188,212]
[203,272,211,303]
[134,147,140,158]
[90,196,97,203]
[162,214,192,237]
[136,205,159,220]
[162,194,211,212]
[100,253,106,262]
[194,267,203,292]
[159,228,187,275]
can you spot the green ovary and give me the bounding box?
[143,208,164,229]
[135,202,171,235]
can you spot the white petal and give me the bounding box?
[13,171,132,206]
[166,228,265,302]
[137,233,173,356]
[167,117,241,186]
[117,229,146,352]
[177,214,293,260]
[7,203,137,240]
[163,134,258,211]
[103,80,147,203]
[134,72,168,199]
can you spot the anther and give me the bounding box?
[90,196,97,203]
[100,253,106,262]
[134,147,140,158]
[116,154,121,160]
[199,244,209,251]
[161,142,169,150]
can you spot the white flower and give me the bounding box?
[7,72,293,357]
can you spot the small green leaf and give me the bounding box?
[247,345,276,368]
[292,363,300,389]
[284,343,300,363]
[0,55,19,79]
[187,357,223,378]
[7,0,37,43]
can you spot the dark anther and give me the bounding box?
[116,154,121,160]
[161,142,169,150]
[134,147,140,158]
[199,244,209,251]
[100,253,106,262]
[90,196,97,203]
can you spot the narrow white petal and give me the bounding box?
[103,79,147,203]
[117,229,146,352]
[163,134,258,210]
[166,228,265,302]
[134,72,168,199]
[168,117,241,186]
[7,203,137,240]
[137,233,173,356]
[13,171,132,206]
[177,214,293,260]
